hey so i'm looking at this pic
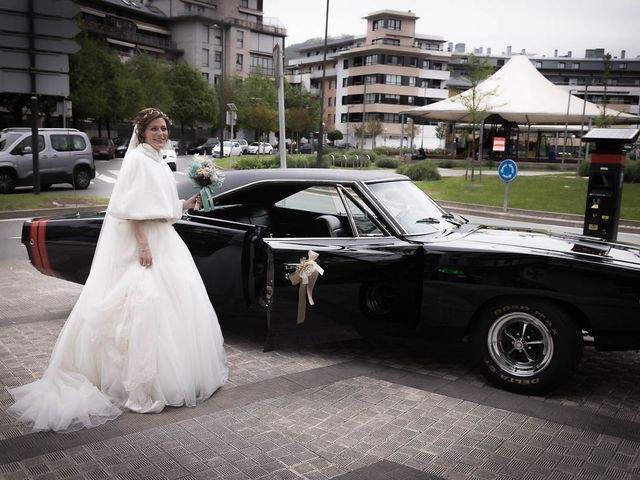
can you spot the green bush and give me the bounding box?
[438,159,455,169]
[375,156,399,168]
[235,156,271,169]
[401,160,441,181]
[578,160,590,177]
[625,160,640,183]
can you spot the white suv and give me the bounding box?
[0,128,95,193]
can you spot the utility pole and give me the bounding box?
[316,0,330,167]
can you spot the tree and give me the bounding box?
[403,120,420,151]
[236,73,278,141]
[214,76,241,140]
[354,124,366,149]
[435,122,447,150]
[286,107,315,151]
[127,54,171,112]
[366,118,384,149]
[595,53,620,128]
[167,62,216,134]
[284,82,319,149]
[454,54,495,181]
[327,129,343,145]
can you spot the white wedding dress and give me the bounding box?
[8,142,228,432]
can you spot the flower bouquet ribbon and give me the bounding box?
[187,154,224,212]
[287,250,324,324]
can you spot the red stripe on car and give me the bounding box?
[29,220,45,274]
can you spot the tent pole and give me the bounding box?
[478,120,485,179]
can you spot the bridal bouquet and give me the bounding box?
[187,155,224,212]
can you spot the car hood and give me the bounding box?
[425,223,640,270]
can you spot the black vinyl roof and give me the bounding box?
[177,168,407,207]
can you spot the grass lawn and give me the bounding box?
[416,174,640,221]
[0,194,109,212]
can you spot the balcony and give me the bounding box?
[83,18,179,51]
[224,17,286,37]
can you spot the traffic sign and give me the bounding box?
[492,136,506,152]
[498,158,518,183]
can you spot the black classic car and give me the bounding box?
[22,169,640,395]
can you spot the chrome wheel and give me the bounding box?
[487,312,554,377]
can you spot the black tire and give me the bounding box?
[471,298,583,394]
[0,170,17,194]
[73,167,91,190]
[40,183,52,191]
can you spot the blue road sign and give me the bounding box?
[498,158,518,183]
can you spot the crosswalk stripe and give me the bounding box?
[95,173,117,184]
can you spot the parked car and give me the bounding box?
[161,148,177,171]
[0,127,95,193]
[90,137,115,160]
[212,140,242,157]
[20,169,640,395]
[246,142,273,154]
[231,138,248,154]
[113,137,128,158]
[192,137,219,155]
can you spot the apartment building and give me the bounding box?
[449,49,640,116]
[286,10,450,149]
[76,0,181,63]
[76,0,286,86]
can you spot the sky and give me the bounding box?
[263,0,640,59]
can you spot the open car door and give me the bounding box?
[175,214,269,315]
[262,184,424,349]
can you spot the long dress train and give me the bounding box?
[7,143,228,432]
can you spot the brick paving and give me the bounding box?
[2,258,640,479]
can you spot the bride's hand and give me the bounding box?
[138,243,152,268]
[183,193,199,211]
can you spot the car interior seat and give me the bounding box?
[314,214,347,237]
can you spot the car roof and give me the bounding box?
[210,168,408,206]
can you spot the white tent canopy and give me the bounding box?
[402,55,640,125]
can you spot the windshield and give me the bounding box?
[0,132,22,152]
[368,180,451,234]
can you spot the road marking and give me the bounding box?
[95,173,117,184]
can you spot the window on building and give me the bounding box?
[385,74,402,86]
[328,97,333,107]
[236,30,244,49]
[250,54,274,76]
[572,62,580,69]
[408,77,416,87]
[240,0,248,7]
[204,24,210,43]
[364,93,376,104]
[214,30,222,46]
[365,55,375,65]
[373,18,401,31]
[343,60,349,69]
[236,53,243,71]
[342,78,347,87]
[364,75,376,85]
[372,38,400,46]
[619,63,627,69]
[202,48,209,67]
[214,75,221,85]
[214,51,222,69]
[383,94,400,104]
[202,72,209,81]
[535,61,543,68]
[421,59,430,69]
[558,62,566,69]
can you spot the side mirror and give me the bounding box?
[21,146,32,155]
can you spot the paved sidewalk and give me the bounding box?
[1,258,640,479]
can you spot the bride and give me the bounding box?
[7,108,228,432]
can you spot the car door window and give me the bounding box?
[69,135,87,151]
[14,135,45,154]
[275,185,347,216]
[51,134,70,151]
[341,187,386,236]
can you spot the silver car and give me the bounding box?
[0,128,95,193]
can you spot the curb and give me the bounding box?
[439,200,640,234]
[1,202,639,235]
[0,205,107,220]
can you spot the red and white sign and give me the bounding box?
[493,137,506,152]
